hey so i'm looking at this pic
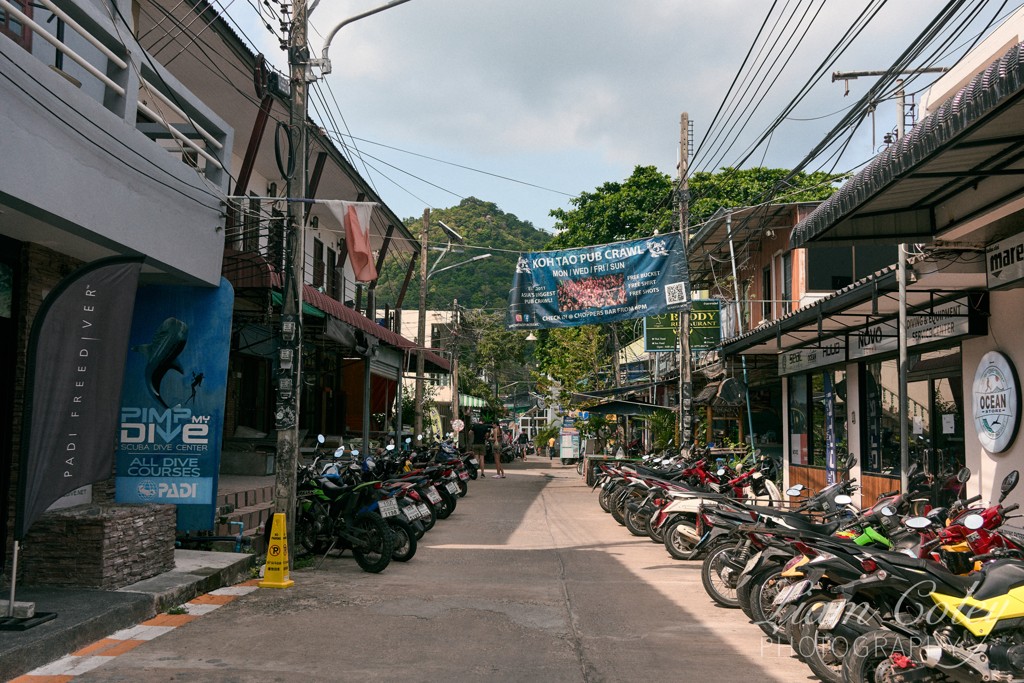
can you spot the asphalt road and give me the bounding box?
[72,459,813,682]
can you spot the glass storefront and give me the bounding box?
[789,368,847,467]
[862,349,964,477]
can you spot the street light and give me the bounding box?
[413,214,490,439]
[273,0,414,548]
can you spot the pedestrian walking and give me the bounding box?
[490,422,505,478]
[548,436,556,459]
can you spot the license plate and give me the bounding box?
[817,599,847,631]
[378,497,399,518]
[425,487,442,504]
[773,579,811,606]
[458,470,469,480]
[402,504,422,521]
[417,503,430,518]
[469,458,479,466]
[446,481,460,494]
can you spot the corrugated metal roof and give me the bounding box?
[790,41,1024,248]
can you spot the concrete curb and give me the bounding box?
[0,549,257,680]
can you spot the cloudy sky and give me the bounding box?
[234,1,1016,233]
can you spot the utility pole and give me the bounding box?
[450,298,460,446]
[273,0,309,544]
[414,208,428,438]
[677,112,692,450]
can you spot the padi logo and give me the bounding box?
[137,480,158,499]
[515,256,531,274]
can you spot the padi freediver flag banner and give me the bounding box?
[114,279,233,531]
[15,256,143,541]
[506,233,689,330]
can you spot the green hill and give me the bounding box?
[378,197,551,311]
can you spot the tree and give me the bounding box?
[534,325,610,406]
[458,309,528,406]
[546,164,842,249]
[547,165,674,250]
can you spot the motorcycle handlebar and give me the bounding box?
[1003,503,1021,515]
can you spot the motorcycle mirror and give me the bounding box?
[786,486,805,497]
[904,516,931,530]
[351,449,360,457]
[842,454,857,471]
[880,505,896,517]
[417,434,423,441]
[1000,471,1020,502]
[834,494,853,506]
[956,467,971,484]
[405,437,412,444]
[386,444,395,451]
[717,468,726,477]
[963,513,985,531]
[317,434,326,444]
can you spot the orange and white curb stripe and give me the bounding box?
[10,580,261,683]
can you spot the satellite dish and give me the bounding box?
[437,220,464,244]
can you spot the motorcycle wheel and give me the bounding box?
[577,459,585,476]
[646,515,666,544]
[842,629,920,683]
[292,509,319,558]
[350,513,394,573]
[456,478,468,498]
[623,506,650,537]
[388,517,418,562]
[435,486,456,520]
[748,567,791,641]
[663,519,699,560]
[701,543,741,608]
[468,468,478,481]
[787,597,842,681]
[598,485,615,513]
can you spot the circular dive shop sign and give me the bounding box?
[973,351,1021,453]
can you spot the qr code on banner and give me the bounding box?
[664,282,688,305]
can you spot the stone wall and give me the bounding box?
[20,503,176,589]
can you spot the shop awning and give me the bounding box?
[721,264,988,358]
[225,247,449,373]
[459,394,489,408]
[580,399,670,417]
[790,41,1024,249]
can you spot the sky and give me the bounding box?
[227,0,1019,234]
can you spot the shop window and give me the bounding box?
[781,253,792,314]
[312,238,324,288]
[788,375,809,465]
[863,360,901,475]
[861,351,964,478]
[789,369,847,468]
[1,0,31,50]
[807,245,898,292]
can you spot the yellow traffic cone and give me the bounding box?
[258,512,295,589]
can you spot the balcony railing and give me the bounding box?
[1,0,230,189]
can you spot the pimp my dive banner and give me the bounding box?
[115,279,233,531]
[506,234,690,329]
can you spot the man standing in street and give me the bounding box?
[548,435,556,459]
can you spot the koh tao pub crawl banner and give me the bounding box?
[115,279,234,531]
[506,234,690,330]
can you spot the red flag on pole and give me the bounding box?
[325,201,377,282]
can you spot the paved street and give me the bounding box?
[65,460,810,682]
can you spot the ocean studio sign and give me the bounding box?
[973,350,1021,454]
